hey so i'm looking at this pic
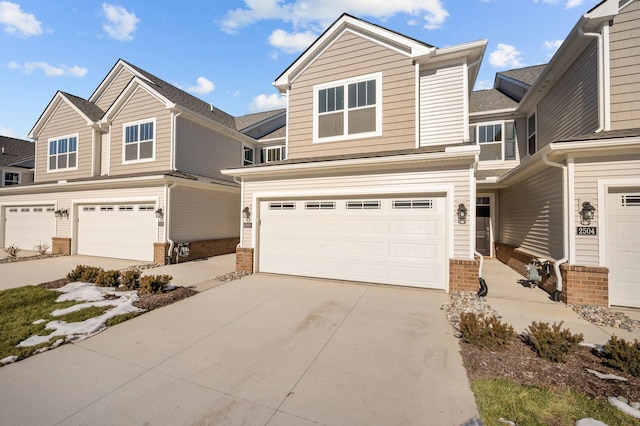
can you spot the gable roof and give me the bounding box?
[235,109,285,131]
[0,136,35,167]
[29,91,103,138]
[470,89,518,113]
[60,92,105,122]
[497,64,547,87]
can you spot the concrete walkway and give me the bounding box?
[0,274,478,425]
[481,258,640,345]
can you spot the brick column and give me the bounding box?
[154,243,169,265]
[236,247,254,273]
[561,264,609,306]
[52,237,71,255]
[449,258,480,292]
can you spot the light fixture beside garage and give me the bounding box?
[457,203,468,224]
[155,208,163,219]
[242,206,251,222]
[579,201,596,225]
[54,209,68,219]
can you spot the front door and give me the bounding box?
[476,205,491,256]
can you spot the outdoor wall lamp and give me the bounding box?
[579,201,596,225]
[155,208,164,219]
[242,206,251,222]
[457,203,468,224]
[54,209,68,219]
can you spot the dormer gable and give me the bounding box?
[29,92,104,139]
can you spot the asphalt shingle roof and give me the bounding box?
[259,125,286,140]
[470,89,518,113]
[498,64,547,87]
[557,128,640,142]
[236,109,285,131]
[0,136,34,166]
[61,92,105,122]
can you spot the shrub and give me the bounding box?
[602,335,640,377]
[120,269,141,290]
[67,265,88,281]
[524,321,583,363]
[459,312,516,351]
[139,274,173,294]
[95,270,121,287]
[33,242,50,255]
[4,244,20,258]
[80,266,104,284]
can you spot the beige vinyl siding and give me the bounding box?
[499,166,564,259]
[420,62,465,146]
[108,87,172,175]
[94,68,135,111]
[241,164,472,258]
[169,186,240,241]
[573,154,640,265]
[175,116,242,181]
[287,31,415,159]
[609,1,640,130]
[35,101,93,183]
[537,41,599,148]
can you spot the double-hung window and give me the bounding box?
[3,172,19,186]
[471,121,516,162]
[527,112,537,156]
[261,146,285,163]
[243,146,254,166]
[48,134,78,171]
[314,73,382,142]
[124,119,155,162]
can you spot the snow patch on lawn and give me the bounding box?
[17,282,143,348]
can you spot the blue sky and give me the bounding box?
[1,0,599,139]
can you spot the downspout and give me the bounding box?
[234,175,244,249]
[171,109,182,171]
[542,152,569,301]
[165,182,178,264]
[577,24,604,133]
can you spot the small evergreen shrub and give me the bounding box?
[139,274,173,294]
[4,244,20,258]
[95,270,120,287]
[602,336,640,377]
[80,266,104,284]
[524,321,583,363]
[67,265,88,281]
[459,312,516,351]
[34,242,50,255]
[120,269,141,290]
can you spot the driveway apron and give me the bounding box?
[0,273,477,425]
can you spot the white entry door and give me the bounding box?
[607,191,640,308]
[4,205,55,251]
[258,197,447,289]
[77,204,157,261]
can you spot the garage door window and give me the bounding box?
[392,199,433,209]
[48,134,78,171]
[305,201,336,210]
[269,202,296,210]
[346,200,381,210]
[621,195,640,207]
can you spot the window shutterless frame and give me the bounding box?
[122,118,156,164]
[47,133,79,172]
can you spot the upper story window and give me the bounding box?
[470,121,516,162]
[123,119,155,163]
[314,73,382,143]
[243,146,254,166]
[48,134,78,171]
[261,146,285,163]
[3,172,19,186]
[527,112,537,156]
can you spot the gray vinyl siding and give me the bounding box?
[499,166,564,259]
[287,31,415,159]
[420,62,465,145]
[609,0,640,130]
[94,67,135,111]
[108,87,172,175]
[169,186,240,241]
[241,164,472,259]
[537,41,599,148]
[572,153,640,265]
[175,116,242,181]
[35,101,94,183]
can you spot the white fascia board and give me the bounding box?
[222,145,480,179]
[89,60,154,103]
[415,39,487,65]
[469,108,518,117]
[30,93,95,138]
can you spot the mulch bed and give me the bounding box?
[460,336,640,402]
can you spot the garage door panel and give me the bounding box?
[4,206,55,250]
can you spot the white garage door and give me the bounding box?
[607,191,640,308]
[77,204,157,261]
[4,205,55,251]
[258,197,447,289]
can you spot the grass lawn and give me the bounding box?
[472,379,640,426]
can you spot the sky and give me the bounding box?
[0,0,602,140]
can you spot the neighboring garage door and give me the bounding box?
[607,191,640,308]
[77,204,156,261]
[4,205,55,250]
[258,196,447,289]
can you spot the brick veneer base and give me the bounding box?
[154,243,169,265]
[449,258,480,292]
[52,237,71,255]
[495,242,560,299]
[236,247,254,273]
[561,264,609,306]
[167,237,239,265]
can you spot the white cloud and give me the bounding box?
[474,80,493,90]
[249,93,287,112]
[268,29,316,54]
[543,39,563,57]
[9,61,88,77]
[0,1,42,37]
[102,3,139,41]
[221,0,449,34]
[489,43,524,69]
[564,0,584,8]
[0,126,16,137]
[187,77,215,95]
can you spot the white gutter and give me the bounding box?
[165,182,178,264]
[577,24,605,133]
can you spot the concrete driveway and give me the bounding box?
[0,273,478,425]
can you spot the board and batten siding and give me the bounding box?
[499,167,564,259]
[241,164,472,259]
[287,31,416,159]
[609,0,640,130]
[108,87,172,175]
[94,67,135,112]
[175,116,242,181]
[419,62,465,146]
[572,154,640,265]
[169,186,240,241]
[537,41,599,148]
[35,101,94,183]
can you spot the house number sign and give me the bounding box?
[576,226,597,236]
[243,222,252,228]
